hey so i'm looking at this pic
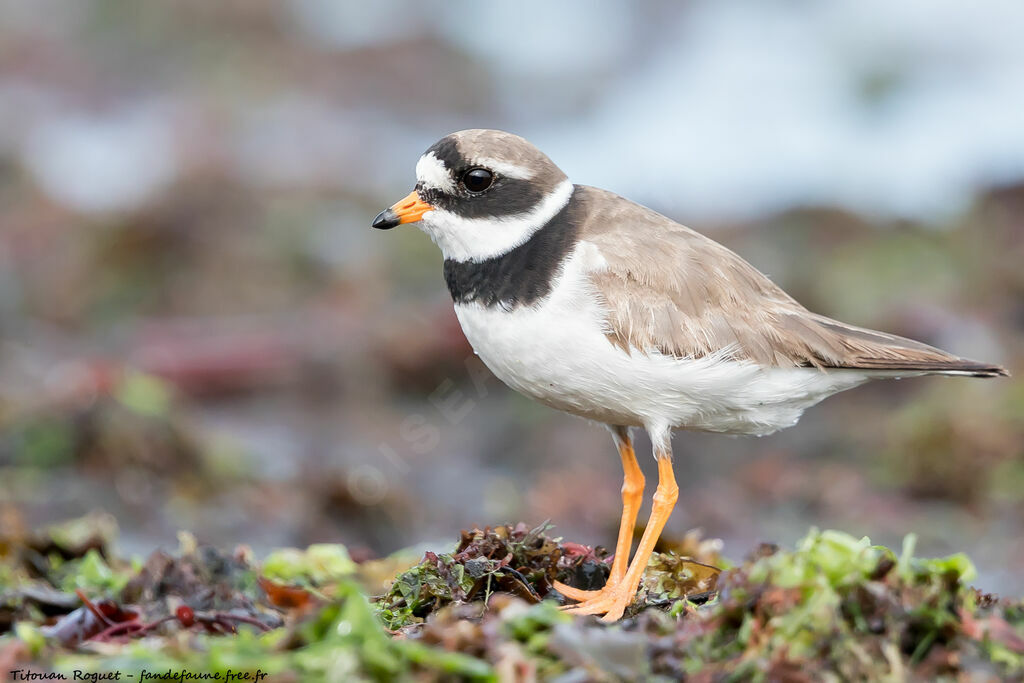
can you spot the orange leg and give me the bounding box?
[554,427,644,602]
[563,453,678,622]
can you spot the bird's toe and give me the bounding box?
[552,580,607,602]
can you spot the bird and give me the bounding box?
[371,129,1008,622]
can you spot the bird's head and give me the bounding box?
[372,129,573,262]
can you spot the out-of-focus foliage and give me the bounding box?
[261,543,356,587]
[1,517,1022,681]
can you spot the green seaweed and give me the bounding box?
[2,520,1022,682]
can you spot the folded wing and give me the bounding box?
[576,186,1007,377]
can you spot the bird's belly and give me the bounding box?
[454,299,641,426]
[452,251,869,435]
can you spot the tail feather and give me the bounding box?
[844,356,1009,378]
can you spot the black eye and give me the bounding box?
[462,168,493,193]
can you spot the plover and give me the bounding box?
[372,129,1008,621]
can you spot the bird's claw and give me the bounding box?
[555,579,637,622]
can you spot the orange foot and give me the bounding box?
[554,564,641,622]
[551,579,606,603]
[559,577,639,622]
[552,428,645,615]
[556,456,679,623]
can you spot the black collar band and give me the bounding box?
[443,186,580,309]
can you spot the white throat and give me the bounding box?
[417,179,574,262]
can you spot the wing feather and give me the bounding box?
[574,186,1007,377]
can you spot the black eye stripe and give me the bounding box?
[419,176,545,219]
[418,136,554,218]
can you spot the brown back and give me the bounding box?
[577,186,1006,377]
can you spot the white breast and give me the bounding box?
[453,241,872,436]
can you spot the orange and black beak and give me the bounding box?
[372,190,435,230]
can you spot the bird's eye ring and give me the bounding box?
[462,168,493,193]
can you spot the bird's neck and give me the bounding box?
[443,188,580,308]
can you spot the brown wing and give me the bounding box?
[575,186,1006,377]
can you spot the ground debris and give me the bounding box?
[643,530,1024,680]
[1,518,1022,681]
[3,521,286,649]
[37,543,282,647]
[375,522,614,631]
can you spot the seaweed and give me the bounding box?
[1,517,1021,681]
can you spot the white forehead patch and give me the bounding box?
[415,152,456,192]
[417,178,574,263]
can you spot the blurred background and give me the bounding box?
[0,1,1022,592]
